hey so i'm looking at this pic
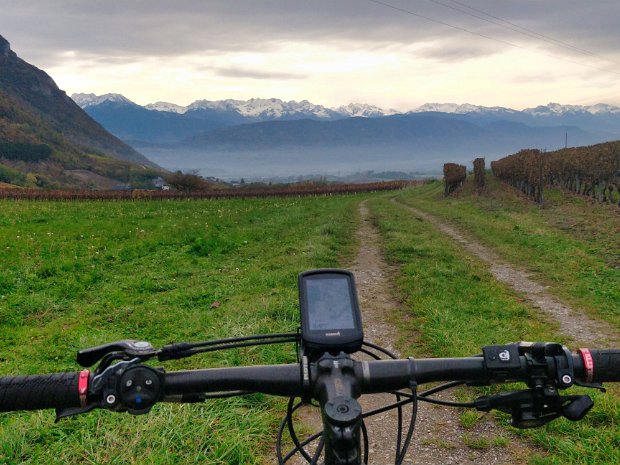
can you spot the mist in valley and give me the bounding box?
[137,145,473,181]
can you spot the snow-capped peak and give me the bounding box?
[144,101,187,114]
[412,102,514,114]
[335,103,397,118]
[187,99,245,112]
[588,103,620,115]
[587,103,620,114]
[71,92,134,108]
[524,102,620,116]
[414,103,476,113]
[231,98,291,118]
[191,98,397,119]
[184,97,337,119]
[72,93,400,119]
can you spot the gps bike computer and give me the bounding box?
[298,269,363,358]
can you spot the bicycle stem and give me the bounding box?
[313,353,363,465]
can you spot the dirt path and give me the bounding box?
[348,201,530,465]
[395,200,619,347]
[285,197,616,464]
[285,201,531,464]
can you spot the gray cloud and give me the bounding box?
[1,0,619,67]
[417,40,499,62]
[2,0,619,112]
[211,67,304,80]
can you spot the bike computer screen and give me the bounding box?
[298,269,363,358]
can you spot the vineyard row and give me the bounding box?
[0,180,411,201]
[491,141,620,206]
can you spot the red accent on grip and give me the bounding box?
[579,348,594,383]
[78,370,89,407]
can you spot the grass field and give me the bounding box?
[0,179,618,465]
[0,195,360,464]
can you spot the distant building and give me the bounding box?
[152,177,170,190]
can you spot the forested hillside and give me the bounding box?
[0,34,160,188]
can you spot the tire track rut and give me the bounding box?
[395,200,619,347]
[349,201,530,465]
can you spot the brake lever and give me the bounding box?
[55,354,163,422]
[55,404,98,422]
[55,359,136,421]
[474,388,594,428]
[77,340,157,367]
[574,380,606,392]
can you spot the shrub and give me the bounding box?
[443,163,466,196]
[164,171,212,191]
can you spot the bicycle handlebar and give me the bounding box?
[586,349,620,382]
[0,372,83,412]
[1,349,618,414]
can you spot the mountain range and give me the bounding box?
[73,92,620,146]
[0,34,159,188]
[74,93,395,120]
[74,92,620,123]
[70,92,620,180]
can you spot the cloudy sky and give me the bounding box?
[2,0,620,110]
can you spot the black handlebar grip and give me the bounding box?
[0,372,82,412]
[590,350,620,383]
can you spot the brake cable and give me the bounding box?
[158,333,299,360]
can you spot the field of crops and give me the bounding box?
[1,182,618,465]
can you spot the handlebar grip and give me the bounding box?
[590,350,620,383]
[0,372,82,412]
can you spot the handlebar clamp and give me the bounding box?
[478,342,595,428]
[482,343,521,381]
[482,342,577,388]
[115,365,164,415]
[95,360,164,415]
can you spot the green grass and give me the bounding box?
[459,410,484,429]
[392,178,620,336]
[0,195,361,464]
[367,196,560,357]
[366,191,619,465]
[462,433,491,450]
[1,181,618,465]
